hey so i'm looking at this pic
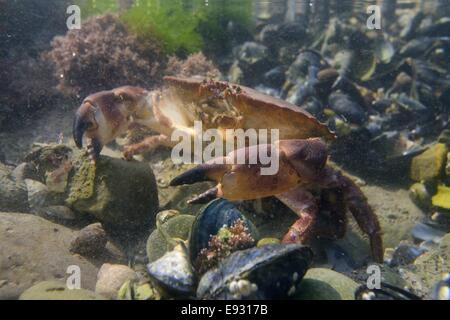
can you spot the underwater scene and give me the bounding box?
[0,0,449,301]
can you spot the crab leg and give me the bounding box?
[276,187,318,244]
[317,167,384,263]
[123,134,172,160]
[340,175,384,263]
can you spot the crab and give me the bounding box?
[73,76,335,161]
[72,76,382,262]
[169,138,384,263]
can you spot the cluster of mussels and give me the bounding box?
[226,5,449,180]
[145,199,313,300]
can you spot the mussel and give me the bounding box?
[189,199,258,274]
[197,243,313,300]
[146,199,259,297]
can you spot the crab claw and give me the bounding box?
[170,138,328,202]
[73,86,149,161]
[73,102,94,149]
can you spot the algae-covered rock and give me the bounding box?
[410,143,447,182]
[0,212,99,299]
[0,162,29,212]
[23,143,159,228]
[66,151,159,228]
[19,281,104,300]
[295,268,359,300]
[146,214,195,263]
[432,184,450,210]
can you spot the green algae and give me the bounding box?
[66,156,96,205]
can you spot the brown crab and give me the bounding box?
[169,138,384,263]
[73,76,335,161]
[72,76,382,262]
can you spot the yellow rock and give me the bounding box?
[410,143,447,182]
[432,184,450,210]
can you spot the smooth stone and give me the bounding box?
[295,268,359,300]
[19,281,104,300]
[95,264,139,300]
[35,205,79,226]
[0,212,99,299]
[146,214,195,263]
[410,143,447,182]
[70,223,107,257]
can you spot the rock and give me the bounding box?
[19,281,104,300]
[151,157,212,216]
[70,223,107,257]
[410,143,447,182]
[432,184,450,210]
[409,182,432,209]
[146,214,195,263]
[0,163,29,212]
[66,149,159,228]
[24,144,159,229]
[117,280,160,300]
[11,162,39,182]
[35,205,81,226]
[95,264,139,300]
[0,212,99,299]
[24,179,51,210]
[409,233,450,292]
[295,268,359,300]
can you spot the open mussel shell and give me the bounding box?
[146,243,196,298]
[196,243,313,300]
[189,199,259,267]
